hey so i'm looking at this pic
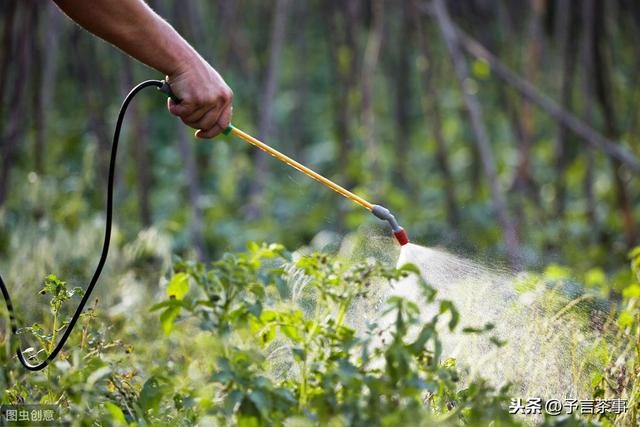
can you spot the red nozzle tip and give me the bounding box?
[393,228,410,246]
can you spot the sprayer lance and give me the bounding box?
[225,125,410,246]
[159,81,410,246]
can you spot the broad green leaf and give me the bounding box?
[160,306,181,336]
[103,402,127,425]
[167,272,189,300]
[585,268,607,288]
[618,310,635,328]
[139,377,168,413]
[623,284,640,299]
[248,390,269,419]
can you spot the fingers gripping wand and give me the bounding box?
[159,81,410,246]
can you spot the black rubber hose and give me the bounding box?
[0,79,165,371]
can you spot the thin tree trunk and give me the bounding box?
[581,0,598,239]
[410,0,459,227]
[289,1,310,159]
[122,58,153,227]
[176,122,206,261]
[393,0,410,186]
[246,0,290,220]
[512,0,543,194]
[592,1,636,248]
[433,0,520,264]
[0,0,18,126]
[71,30,112,194]
[218,0,248,76]
[326,0,362,188]
[361,0,384,186]
[32,2,61,175]
[0,4,34,207]
[553,0,578,218]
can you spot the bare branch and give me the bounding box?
[451,21,640,173]
[433,0,521,264]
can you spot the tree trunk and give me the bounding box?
[289,1,310,159]
[246,0,290,220]
[592,1,636,248]
[0,0,18,125]
[361,0,384,188]
[176,122,206,261]
[580,0,598,240]
[433,0,521,265]
[512,0,543,194]
[326,0,362,188]
[32,2,62,175]
[411,0,459,228]
[71,29,113,195]
[553,0,578,218]
[121,59,153,227]
[0,3,35,207]
[393,0,410,187]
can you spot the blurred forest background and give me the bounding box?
[1,0,639,274]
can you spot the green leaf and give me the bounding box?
[409,323,434,353]
[167,272,189,300]
[618,310,635,328]
[591,372,604,388]
[439,300,459,331]
[224,390,244,415]
[441,357,456,368]
[462,323,494,334]
[261,324,276,346]
[489,336,507,347]
[291,347,306,361]
[281,324,301,342]
[398,263,421,276]
[623,284,640,299]
[544,264,571,280]
[103,402,127,425]
[585,268,607,288]
[139,377,168,413]
[248,390,269,419]
[160,306,181,336]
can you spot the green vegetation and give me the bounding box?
[1,0,639,425]
[0,242,638,425]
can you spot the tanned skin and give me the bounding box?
[54,0,233,138]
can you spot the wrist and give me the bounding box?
[166,47,203,79]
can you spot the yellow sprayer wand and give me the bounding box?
[222,124,409,246]
[225,125,372,210]
[158,81,408,245]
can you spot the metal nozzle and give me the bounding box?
[371,205,410,246]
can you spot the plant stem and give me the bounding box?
[46,305,59,403]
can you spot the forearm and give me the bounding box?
[53,0,200,76]
[54,0,233,138]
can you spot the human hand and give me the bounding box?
[166,57,233,138]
